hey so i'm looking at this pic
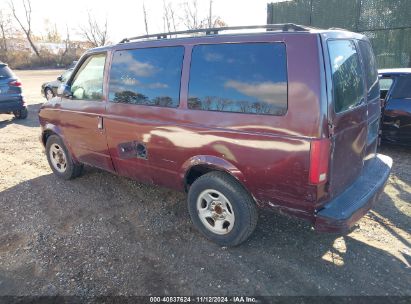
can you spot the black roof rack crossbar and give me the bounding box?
[119,23,310,43]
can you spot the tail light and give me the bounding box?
[9,80,22,87]
[309,139,330,184]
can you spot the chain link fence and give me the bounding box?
[267,0,411,68]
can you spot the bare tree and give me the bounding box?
[59,25,71,65]
[79,12,108,47]
[9,0,41,57]
[162,0,177,33]
[142,2,149,35]
[0,11,12,55]
[181,0,203,30]
[180,0,226,30]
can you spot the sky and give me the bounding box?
[0,0,275,43]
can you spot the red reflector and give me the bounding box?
[9,80,22,87]
[309,139,330,184]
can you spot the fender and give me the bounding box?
[180,155,247,190]
[41,123,79,162]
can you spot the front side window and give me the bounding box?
[109,46,184,108]
[391,76,411,99]
[71,54,106,100]
[328,40,364,113]
[188,43,288,116]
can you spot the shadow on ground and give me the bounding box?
[0,103,42,129]
[0,160,409,296]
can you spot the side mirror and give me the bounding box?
[57,83,72,98]
[57,76,63,82]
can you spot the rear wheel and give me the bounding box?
[13,107,28,119]
[187,171,258,246]
[46,135,83,180]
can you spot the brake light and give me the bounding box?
[309,139,330,184]
[9,80,22,87]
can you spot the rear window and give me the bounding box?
[391,76,411,99]
[328,40,364,113]
[188,43,287,116]
[358,40,379,101]
[109,46,184,108]
[0,65,13,79]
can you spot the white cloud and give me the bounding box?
[114,52,158,77]
[224,80,286,105]
[204,52,224,62]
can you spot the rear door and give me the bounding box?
[325,39,368,197]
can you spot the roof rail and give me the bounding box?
[119,23,310,43]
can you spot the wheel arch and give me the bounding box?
[41,124,78,162]
[181,155,249,194]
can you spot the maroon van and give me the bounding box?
[38,24,392,246]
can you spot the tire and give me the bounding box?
[187,171,258,246]
[13,107,28,119]
[45,88,54,100]
[46,135,83,180]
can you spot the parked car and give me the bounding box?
[41,68,73,100]
[0,62,27,119]
[379,68,411,146]
[38,24,392,246]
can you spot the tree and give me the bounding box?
[180,0,226,30]
[79,12,109,47]
[9,0,41,57]
[43,18,61,43]
[143,2,149,35]
[163,0,177,33]
[59,25,71,65]
[0,11,12,56]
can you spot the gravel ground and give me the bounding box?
[0,70,410,297]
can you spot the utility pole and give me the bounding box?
[208,0,213,27]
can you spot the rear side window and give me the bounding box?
[391,76,411,99]
[358,40,379,101]
[0,65,13,79]
[188,43,287,116]
[328,40,364,113]
[109,46,184,108]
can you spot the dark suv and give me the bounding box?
[0,63,27,119]
[379,68,411,146]
[38,24,392,246]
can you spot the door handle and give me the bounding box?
[97,116,103,130]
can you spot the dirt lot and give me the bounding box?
[0,70,410,297]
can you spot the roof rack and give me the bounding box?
[119,23,310,43]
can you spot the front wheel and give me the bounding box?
[45,88,54,100]
[187,171,258,246]
[46,135,83,180]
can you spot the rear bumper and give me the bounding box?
[314,154,392,233]
[0,98,25,113]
